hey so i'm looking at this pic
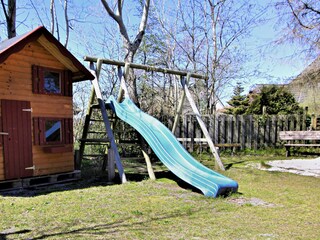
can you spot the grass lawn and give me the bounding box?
[1,151,320,239]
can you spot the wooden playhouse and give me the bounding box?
[0,26,94,189]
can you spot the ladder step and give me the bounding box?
[83,154,106,157]
[87,131,106,134]
[90,104,100,109]
[122,157,145,161]
[91,102,112,110]
[81,143,109,146]
[79,138,109,143]
[119,140,139,144]
[89,119,104,122]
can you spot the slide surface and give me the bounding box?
[108,96,238,197]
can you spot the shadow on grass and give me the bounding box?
[1,154,241,198]
[0,229,31,240]
[224,160,248,170]
[26,210,200,239]
[0,169,202,198]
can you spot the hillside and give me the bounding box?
[288,57,320,114]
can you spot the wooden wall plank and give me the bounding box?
[0,146,3,181]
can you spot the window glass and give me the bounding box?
[44,71,61,93]
[45,120,61,142]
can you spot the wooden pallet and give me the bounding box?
[0,170,81,191]
[0,179,22,191]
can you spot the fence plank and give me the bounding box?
[112,113,308,153]
[240,115,246,149]
[247,115,253,149]
[214,114,219,144]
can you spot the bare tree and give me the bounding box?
[1,0,16,38]
[50,0,55,34]
[29,0,70,47]
[63,0,69,47]
[276,0,320,58]
[204,0,265,113]
[100,0,150,105]
[154,0,265,114]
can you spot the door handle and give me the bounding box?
[0,132,9,135]
[25,165,36,170]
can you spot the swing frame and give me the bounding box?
[84,56,225,174]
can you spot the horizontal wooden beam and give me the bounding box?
[279,131,320,140]
[84,56,208,80]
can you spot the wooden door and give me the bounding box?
[1,100,33,179]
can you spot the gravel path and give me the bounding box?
[265,157,320,177]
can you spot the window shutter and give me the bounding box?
[38,67,45,94]
[64,118,73,144]
[0,116,2,146]
[34,117,72,146]
[63,70,72,97]
[39,118,46,145]
[33,117,40,145]
[33,117,46,145]
[32,65,40,93]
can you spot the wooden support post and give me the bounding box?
[189,115,194,152]
[74,149,81,170]
[107,148,116,182]
[182,73,225,171]
[117,64,156,180]
[90,61,127,183]
[172,77,186,134]
[141,144,156,180]
[102,154,108,172]
[78,84,96,163]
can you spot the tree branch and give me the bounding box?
[64,0,69,47]
[117,0,123,16]
[304,3,320,15]
[1,0,9,20]
[101,0,120,22]
[50,0,55,34]
[30,0,45,26]
[100,0,130,46]
[286,0,312,29]
[132,0,150,50]
[138,0,150,33]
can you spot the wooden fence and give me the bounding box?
[163,114,310,151]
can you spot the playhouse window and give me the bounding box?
[32,65,72,96]
[33,117,73,146]
[45,119,62,143]
[44,71,61,94]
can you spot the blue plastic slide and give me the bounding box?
[107,96,238,197]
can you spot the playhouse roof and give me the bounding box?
[0,26,94,82]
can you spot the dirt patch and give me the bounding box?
[228,197,276,207]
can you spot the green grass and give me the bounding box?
[1,151,320,239]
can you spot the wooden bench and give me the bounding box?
[279,131,320,157]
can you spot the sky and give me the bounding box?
[248,14,309,82]
[0,0,316,99]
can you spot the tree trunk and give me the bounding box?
[1,0,16,38]
[124,53,139,106]
[101,0,150,106]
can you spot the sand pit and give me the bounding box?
[264,158,320,177]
